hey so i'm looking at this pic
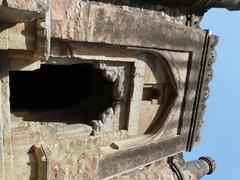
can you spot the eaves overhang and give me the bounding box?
[149,0,240,12]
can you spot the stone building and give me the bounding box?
[0,0,239,179]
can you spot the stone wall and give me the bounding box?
[0,1,219,179]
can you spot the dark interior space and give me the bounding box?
[10,64,114,124]
[142,86,160,101]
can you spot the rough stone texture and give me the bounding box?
[127,54,146,135]
[194,35,219,146]
[113,159,178,180]
[0,58,14,180]
[0,24,8,50]
[0,0,48,23]
[0,0,231,179]
[8,22,35,50]
[0,22,35,50]
[7,55,133,179]
[10,124,129,179]
[51,1,191,45]
[0,54,6,180]
[97,61,131,131]
[3,0,48,14]
[9,52,41,71]
[3,42,213,179]
[51,0,189,42]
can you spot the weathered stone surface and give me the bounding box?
[51,1,204,49]
[0,22,35,50]
[8,22,35,50]
[31,145,48,180]
[0,0,48,23]
[99,135,187,178]
[0,24,8,50]
[113,159,177,180]
[3,0,48,13]
[0,0,230,179]
[193,35,219,147]
[0,58,13,180]
[127,54,146,135]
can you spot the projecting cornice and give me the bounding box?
[133,0,240,12]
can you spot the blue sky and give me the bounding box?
[185,9,240,180]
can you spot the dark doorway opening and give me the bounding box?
[10,64,114,124]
